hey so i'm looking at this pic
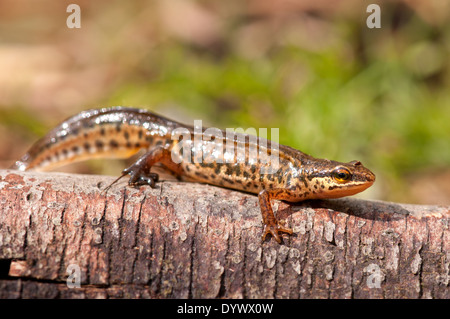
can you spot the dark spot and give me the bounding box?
[214,163,222,175]
[146,136,154,144]
[71,146,79,153]
[62,149,68,156]
[207,163,215,169]
[116,124,121,132]
[110,140,119,148]
[83,121,94,128]
[100,128,105,136]
[200,162,211,168]
[210,173,216,179]
[124,131,129,140]
[194,171,208,180]
[299,175,308,188]
[138,130,143,139]
[155,140,163,147]
[126,142,132,148]
[222,177,234,184]
[250,165,257,174]
[135,143,141,148]
[277,174,283,184]
[84,142,91,150]
[73,127,81,136]
[243,171,250,179]
[95,140,104,149]
[185,165,191,172]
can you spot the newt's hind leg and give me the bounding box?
[105,146,182,190]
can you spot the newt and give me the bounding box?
[11,107,375,243]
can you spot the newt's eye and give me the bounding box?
[332,167,352,183]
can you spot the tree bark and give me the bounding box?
[0,169,449,299]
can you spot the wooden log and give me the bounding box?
[0,169,449,299]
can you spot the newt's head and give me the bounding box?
[302,159,375,199]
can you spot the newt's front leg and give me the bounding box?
[258,189,293,243]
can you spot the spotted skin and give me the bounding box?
[11,107,376,243]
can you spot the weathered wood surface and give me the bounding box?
[0,169,449,299]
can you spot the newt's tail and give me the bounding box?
[10,107,179,172]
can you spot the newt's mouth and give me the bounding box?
[323,180,375,199]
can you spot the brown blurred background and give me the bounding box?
[0,0,449,204]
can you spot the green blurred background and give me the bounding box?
[0,0,449,204]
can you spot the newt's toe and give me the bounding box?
[262,223,293,243]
